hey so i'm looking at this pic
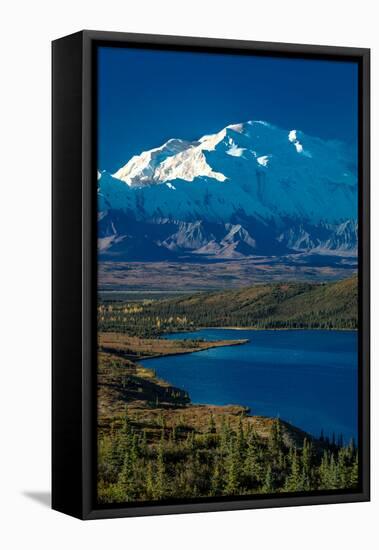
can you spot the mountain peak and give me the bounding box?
[111,120,281,187]
[98,118,357,262]
[99,119,357,227]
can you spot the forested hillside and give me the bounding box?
[98,276,358,335]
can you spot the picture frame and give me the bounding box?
[52,30,370,520]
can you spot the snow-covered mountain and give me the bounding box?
[98,120,358,261]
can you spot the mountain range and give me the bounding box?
[98,120,358,262]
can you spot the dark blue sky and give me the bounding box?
[98,46,358,173]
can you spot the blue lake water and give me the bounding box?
[141,329,358,443]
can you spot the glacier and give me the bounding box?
[98,120,358,262]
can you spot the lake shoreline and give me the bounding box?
[196,326,358,332]
[158,326,358,339]
[139,338,249,361]
[143,328,358,443]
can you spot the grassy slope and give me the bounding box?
[97,350,316,451]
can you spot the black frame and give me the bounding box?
[52,30,370,520]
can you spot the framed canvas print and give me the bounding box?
[52,30,370,520]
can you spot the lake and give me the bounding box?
[141,329,358,443]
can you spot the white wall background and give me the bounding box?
[0,0,376,547]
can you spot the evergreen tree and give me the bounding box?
[236,415,245,460]
[244,431,259,485]
[141,429,148,457]
[210,455,223,496]
[169,425,177,446]
[262,464,274,493]
[285,447,302,492]
[319,450,331,489]
[155,431,166,499]
[207,413,216,434]
[269,418,284,456]
[337,447,350,489]
[131,432,139,463]
[118,443,135,501]
[328,454,339,489]
[145,461,155,500]
[301,438,312,491]
[186,430,196,452]
[225,438,240,495]
[350,453,359,487]
[220,417,231,456]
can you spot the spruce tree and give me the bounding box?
[207,413,216,434]
[220,417,230,457]
[328,454,339,489]
[244,430,259,486]
[319,450,331,489]
[350,452,359,487]
[269,418,283,454]
[236,415,245,460]
[118,444,135,501]
[186,430,196,452]
[155,431,166,499]
[301,438,312,491]
[285,447,302,492]
[131,432,139,464]
[210,455,223,496]
[145,461,155,500]
[336,448,346,488]
[262,464,274,493]
[225,438,240,495]
[141,429,148,457]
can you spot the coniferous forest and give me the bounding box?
[98,408,358,503]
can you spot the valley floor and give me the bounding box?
[99,256,357,292]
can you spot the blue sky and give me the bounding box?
[98,46,358,173]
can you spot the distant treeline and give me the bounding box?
[98,276,358,336]
[98,409,359,503]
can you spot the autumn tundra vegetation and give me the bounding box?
[97,277,359,503]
